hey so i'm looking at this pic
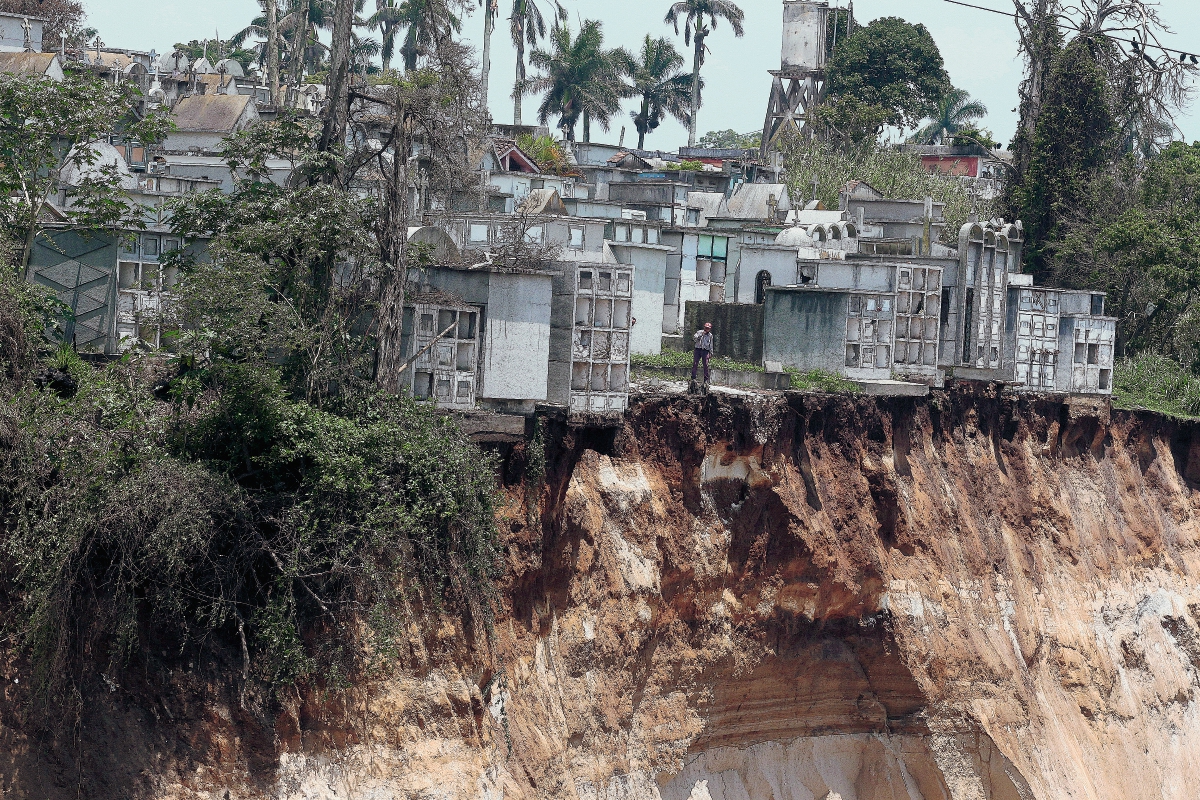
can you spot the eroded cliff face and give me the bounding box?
[7,386,1200,800]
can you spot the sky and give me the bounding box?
[85,0,1200,150]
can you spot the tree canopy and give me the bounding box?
[526,19,627,142]
[910,87,987,146]
[0,73,172,271]
[621,35,694,150]
[823,16,950,140]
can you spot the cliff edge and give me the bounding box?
[5,385,1200,800]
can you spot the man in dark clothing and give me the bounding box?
[692,322,713,383]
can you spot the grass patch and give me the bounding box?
[631,350,764,373]
[787,369,860,394]
[1113,354,1200,419]
[631,352,859,394]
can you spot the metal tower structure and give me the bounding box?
[760,0,831,160]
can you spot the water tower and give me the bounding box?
[760,0,831,159]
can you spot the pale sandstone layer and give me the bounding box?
[4,387,1200,800]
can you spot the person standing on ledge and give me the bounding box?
[692,322,714,384]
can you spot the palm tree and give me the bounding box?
[911,88,988,145]
[664,0,744,148]
[367,0,405,72]
[525,20,627,142]
[511,0,566,126]
[368,0,460,72]
[232,0,334,94]
[350,33,381,79]
[623,35,694,150]
[480,0,498,116]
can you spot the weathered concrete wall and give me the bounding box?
[734,247,795,305]
[547,265,583,406]
[482,272,552,401]
[417,269,492,305]
[611,245,668,357]
[162,132,227,152]
[816,261,897,292]
[682,301,764,364]
[763,288,848,373]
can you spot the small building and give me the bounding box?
[723,183,792,223]
[444,211,667,358]
[1005,286,1116,395]
[407,257,634,418]
[553,262,634,416]
[402,264,555,414]
[762,261,944,384]
[944,221,1025,380]
[165,93,260,152]
[0,51,63,80]
[839,181,950,255]
[0,12,42,53]
[27,224,207,354]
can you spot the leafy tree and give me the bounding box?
[664,0,744,148]
[0,14,498,732]
[823,16,950,140]
[0,74,171,272]
[620,35,693,150]
[698,129,759,150]
[510,0,565,126]
[1010,0,1196,189]
[1017,39,1116,282]
[779,132,993,245]
[951,126,1000,149]
[1055,143,1200,366]
[526,20,627,142]
[910,87,987,145]
[517,133,571,173]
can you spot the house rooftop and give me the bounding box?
[0,51,58,77]
[171,94,252,132]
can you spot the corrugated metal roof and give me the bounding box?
[96,51,139,69]
[171,94,252,132]
[0,52,56,77]
[725,183,791,220]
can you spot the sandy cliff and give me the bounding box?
[5,385,1200,800]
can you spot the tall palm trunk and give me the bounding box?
[290,3,310,101]
[321,0,355,163]
[513,25,525,126]
[481,5,494,116]
[266,0,280,103]
[583,109,590,143]
[687,32,704,147]
[381,22,393,72]
[637,95,649,149]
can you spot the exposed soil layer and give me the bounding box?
[4,383,1200,800]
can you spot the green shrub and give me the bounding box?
[0,263,63,384]
[788,369,860,393]
[0,356,500,697]
[1113,353,1200,419]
